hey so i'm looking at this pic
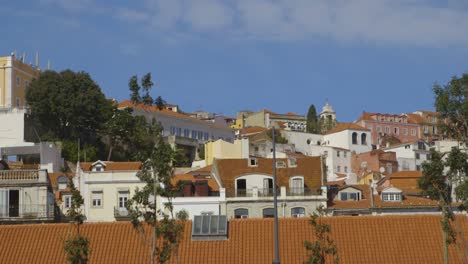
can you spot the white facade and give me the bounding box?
[310,145,351,181]
[75,164,145,222]
[0,108,30,147]
[384,141,430,171]
[323,129,372,154]
[281,130,323,155]
[0,143,64,173]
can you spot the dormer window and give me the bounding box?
[57,176,69,190]
[337,187,362,201]
[381,187,403,201]
[248,158,258,167]
[91,160,106,172]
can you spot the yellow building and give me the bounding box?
[204,138,249,165]
[0,54,41,109]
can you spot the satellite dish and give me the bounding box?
[379,167,385,173]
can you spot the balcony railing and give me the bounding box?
[235,189,253,197]
[0,204,54,219]
[0,170,40,181]
[287,187,317,196]
[257,188,274,197]
[114,207,130,218]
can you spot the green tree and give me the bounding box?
[25,70,113,145]
[155,96,166,110]
[129,75,141,104]
[318,115,337,134]
[433,74,468,143]
[418,74,468,264]
[141,73,154,105]
[127,123,187,264]
[306,104,319,133]
[63,179,90,264]
[304,205,339,264]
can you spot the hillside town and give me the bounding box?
[0,53,467,264]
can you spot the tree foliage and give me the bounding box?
[304,205,339,264]
[433,74,468,143]
[63,179,90,264]
[306,104,319,134]
[318,116,337,134]
[26,70,113,145]
[127,123,187,264]
[129,75,141,104]
[128,73,156,106]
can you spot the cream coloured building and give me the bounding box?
[75,161,145,222]
[0,54,40,109]
[204,138,249,166]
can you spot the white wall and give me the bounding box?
[0,109,27,146]
[281,130,323,155]
[323,130,372,154]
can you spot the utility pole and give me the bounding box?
[272,127,280,264]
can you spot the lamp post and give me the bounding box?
[272,127,280,264]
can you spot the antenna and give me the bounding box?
[35,51,39,67]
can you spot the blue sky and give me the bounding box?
[2,0,468,122]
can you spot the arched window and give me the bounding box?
[352,132,358,144]
[361,133,367,145]
[234,208,249,219]
[263,208,275,218]
[236,179,247,196]
[291,207,305,217]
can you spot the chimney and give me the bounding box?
[194,180,209,196]
[369,183,375,208]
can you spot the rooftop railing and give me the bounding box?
[0,170,40,181]
[0,204,54,219]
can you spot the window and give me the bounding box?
[176,127,182,136]
[288,158,297,167]
[336,151,340,157]
[340,191,360,201]
[118,191,129,209]
[16,98,20,108]
[16,76,20,86]
[94,165,104,172]
[382,192,402,201]
[263,208,275,218]
[57,176,68,190]
[290,177,304,194]
[236,179,246,196]
[197,131,203,140]
[416,165,421,171]
[183,129,190,138]
[394,127,399,135]
[170,126,176,135]
[411,129,416,136]
[344,166,348,173]
[377,126,382,132]
[192,215,227,237]
[415,153,420,159]
[386,163,393,174]
[352,132,358,144]
[191,130,197,139]
[344,152,347,158]
[24,80,28,89]
[403,128,408,135]
[91,191,103,207]
[291,207,305,217]
[63,195,72,209]
[203,132,209,141]
[337,166,341,172]
[234,208,248,219]
[276,161,286,168]
[249,158,258,167]
[361,133,367,145]
[385,127,390,134]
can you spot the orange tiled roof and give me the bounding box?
[214,157,322,194]
[1,215,468,263]
[388,170,423,178]
[79,161,142,172]
[325,123,369,135]
[171,173,219,192]
[239,126,268,136]
[118,100,233,131]
[191,165,212,173]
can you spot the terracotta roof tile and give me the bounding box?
[1,215,468,263]
[239,126,268,135]
[325,123,369,135]
[79,161,142,172]
[215,157,322,194]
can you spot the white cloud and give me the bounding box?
[114,0,468,47]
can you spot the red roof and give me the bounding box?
[325,123,369,135]
[0,215,468,263]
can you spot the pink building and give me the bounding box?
[355,112,420,147]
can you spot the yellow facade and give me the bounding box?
[0,55,40,108]
[230,118,244,129]
[204,139,248,165]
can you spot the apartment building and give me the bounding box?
[211,157,327,219]
[0,54,40,109]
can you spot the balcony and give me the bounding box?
[0,170,48,184]
[114,207,131,220]
[227,186,322,199]
[287,187,318,196]
[0,204,54,221]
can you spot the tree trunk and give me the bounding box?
[107,145,113,161]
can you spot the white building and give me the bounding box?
[383,140,431,171]
[322,123,372,154]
